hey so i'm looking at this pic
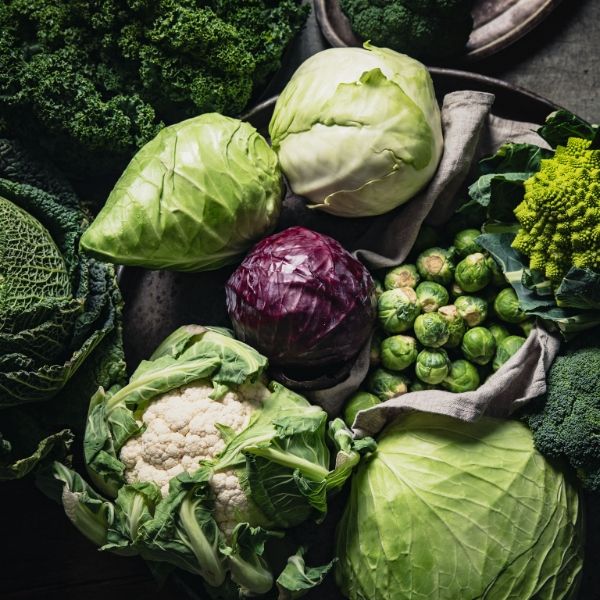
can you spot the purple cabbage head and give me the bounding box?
[225,226,376,370]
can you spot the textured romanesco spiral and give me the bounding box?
[512,137,600,282]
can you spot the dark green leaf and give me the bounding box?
[555,268,600,309]
[538,110,597,147]
[276,547,336,600]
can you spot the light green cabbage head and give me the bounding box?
[336,413,584,600]
[80,113,282,271]
[268,43,443,217]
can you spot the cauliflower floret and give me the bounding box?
[119,380,268,535]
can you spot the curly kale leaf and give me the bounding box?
[0,0,308,182]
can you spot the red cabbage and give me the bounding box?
[225,226,376,370]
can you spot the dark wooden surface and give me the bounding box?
[3,1,599,598]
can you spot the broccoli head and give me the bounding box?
[525,333,600,491]
[0,0,308,184]
[512,137,600,283]
[340,0,475,60]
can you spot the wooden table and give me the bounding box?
[3,1,599,598]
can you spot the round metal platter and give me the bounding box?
[314,0,563,62]
[118,74,559,599]
[119,69,558,376]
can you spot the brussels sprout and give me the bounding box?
[438,305,466,348]
[461,327,496,366]
[415,281,449,313]
[415,348,450,384]
[486,255,505,286]
[416,247,455,285]
[367,368,410,400]
[411,225,440,256]
[454,253,492,293]
[381,335,418,371]
[410,380,439,392]
[343,391,381,427]
[413,312,450,348]
[455,295,488,327]
[378,288,421,334]
[520,319,535,337]
[373,278,385,299]
[453,229,482,257]
[384,265,420,290]
[442,359,480,393]
[493,336,526,371]
[494,288,527,323]
[488,322,511,346]
[369,330,383,368]
[450,281,465,298]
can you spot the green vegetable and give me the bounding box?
[380,335,418,371]
[276,548,336,599]
[409,380,439,392]
[39,327,369,596]
[520,319,535,336]
[415,281,449,313]
[438,305,466,348]
[415,348,450,384]
[268,43,443,217]
[494,287,527,323]
[367,368,410,400]
[442,359,480,392]
[454,252,492,292]
[453,228,482,257]
[343,392,381,427]
[525,332,600,491]
[0,0,308,180]
[488,322,511,346]
[461,327,496,365]
[339,0,474,60]
[413,313,449,348]
[336,414,584,600]
[416,247,454,285]
[377,288,421,334]
[373,279,385,299]
[450,281,465,297]
[493,335,526,371]
[0,139,124,480]
[455,295,488,327]
[384,265,420,290]
[512,137,600,283]
[81,114,282,272]
[486,255,505,286]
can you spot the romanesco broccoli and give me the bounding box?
[512,137,600,282]
[339,0,474,60]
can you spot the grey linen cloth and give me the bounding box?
[304,90,561,420]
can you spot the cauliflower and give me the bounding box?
[512,137,600,282]
[120,380,268,539]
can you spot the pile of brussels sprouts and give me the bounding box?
[344,228,532,425]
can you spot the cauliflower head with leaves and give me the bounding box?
[512,137,600,283]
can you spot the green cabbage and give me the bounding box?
[0,139,125,479]
[80,113,282,271]
[336,413,583,600]
[269,43,443,217]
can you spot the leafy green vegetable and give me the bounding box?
[0,0,308,181]
[268,43,443,217]
[336,413,584,600]
[81,114,282,272]
[537,109,599,148]
[39,326,370,597]
[339,0,475,60]
[524,332,600,491]
[477,232,600,336]
[0,138,125,479]
[276,548,336,600]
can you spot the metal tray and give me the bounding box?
[314,0,563,62]
[119,70,558,371]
